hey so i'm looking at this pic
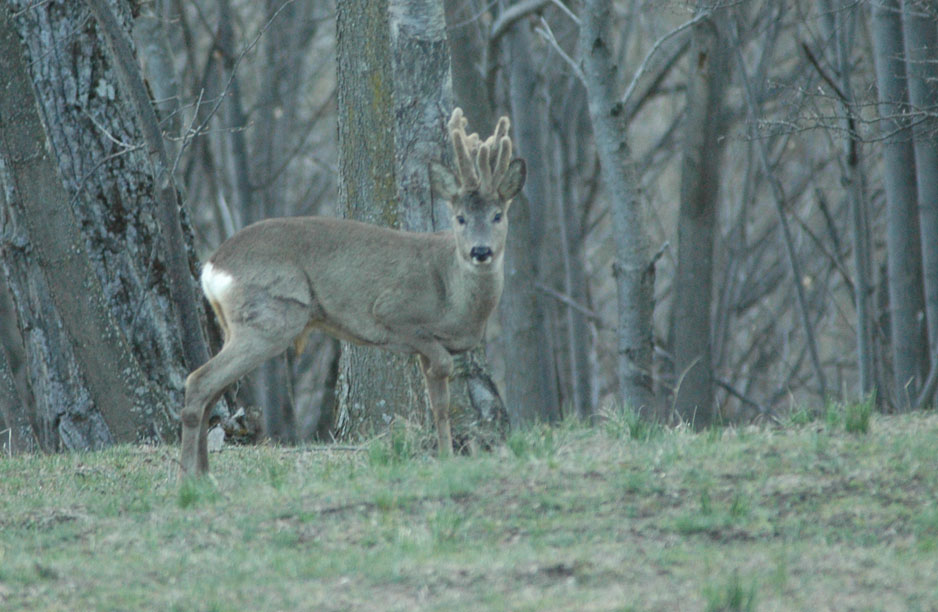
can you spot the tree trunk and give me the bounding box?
[393,0,509,447]
[242,0,318,443]
[670,6,731,428]
[334,0,507,449]
[556,106,597,420]
[817,0,875,399]
[501,20,561,426]
[581,0,655,415]
[0,0,203,447]
[871,0,927,406]
[902,0,938,371]
[0,330,36,454]
[333,0,426,441]
[840,3,874,400]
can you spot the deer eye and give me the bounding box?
[456,215,466,226]
[493,212,503,223]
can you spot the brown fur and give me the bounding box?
[180,109,527,476]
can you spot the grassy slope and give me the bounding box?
[1,411,937,612]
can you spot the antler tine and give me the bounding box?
[477,144,493,192]
[448,108,479,190]
[493,116,510,144]
[478,115,512,193]
[492,134,512,188]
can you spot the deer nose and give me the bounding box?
[470,246,493,263]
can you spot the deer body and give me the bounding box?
[203,217,503,356]
[181,109,525,476]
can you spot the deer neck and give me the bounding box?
[450,249,504,321]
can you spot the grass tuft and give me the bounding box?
[704,570,757,612]
[507,423,559,459]
[844,394,874,434]
[600,404,663,442]
[177,476,220,508]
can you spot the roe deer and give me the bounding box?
[180,108,526,476]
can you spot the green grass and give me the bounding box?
[2,412,938,611]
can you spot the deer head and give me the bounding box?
[430,108,526,269]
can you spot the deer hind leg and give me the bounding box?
[419,353,454,457]
[181,314,307,477]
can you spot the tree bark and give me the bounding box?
[334,0,426,441]
[670,5,731,428]
[393,0,509,446]
[581,0,655,415]
[502,19,561,425]
[0,330,36,454]
[0,1,183,446]
[871,0,927,406]
[85,0,211,376]
[815,0,875,399]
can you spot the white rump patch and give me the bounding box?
[201,261,235,302]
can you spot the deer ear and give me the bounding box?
[497,158,526,202]
[429,161,460,201]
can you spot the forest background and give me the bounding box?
[1,0,937,453]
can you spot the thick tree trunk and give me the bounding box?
[85,0,210,375]
[390,0,507,447]
[671,7,731,428]
[0,0,200,447]
[334,0,507,449]
[871,0,927,406]
[334,0,427,441]
[556,108,597,419]
[242,0,319,443]
[0,332,36,454]
[581,0,655,415]
[501,21,561,426]
[816,0,874,398]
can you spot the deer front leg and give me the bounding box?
[419,352,454,457]
[182,364,220,477]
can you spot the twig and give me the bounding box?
[490,0,550,41]
[534,16,585,85]
[800,41,848,104]
[714,377,778,422]
[282,445,367,453]
[177,0,298,162]
[620,11,710,107]
[549,0,579,25]
[534,281,605,325]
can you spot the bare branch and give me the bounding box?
[534,16,585,85]
[490,0,550,42]
[535,282,606,326]
[549,0,579,25]
[621,11,710,107]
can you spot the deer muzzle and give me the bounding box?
[470,246,494,264]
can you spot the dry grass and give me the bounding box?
[1,409,937,611]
